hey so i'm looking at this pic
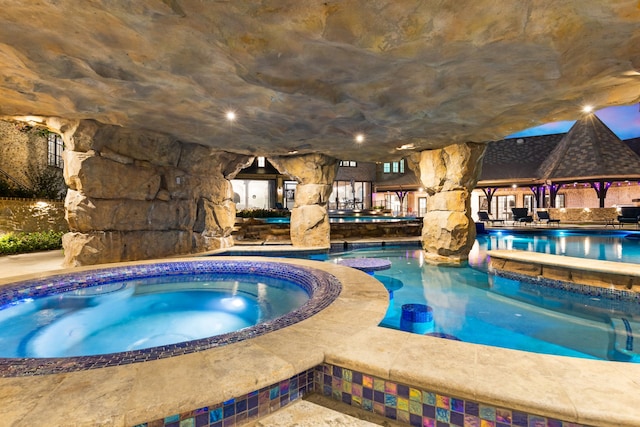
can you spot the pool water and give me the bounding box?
[324,231,640,362]
[476,229,640,264]
[260,216,409,224]
[0,274,309,358]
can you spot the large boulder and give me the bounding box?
[411,143,486,265]
[270,154,339,247]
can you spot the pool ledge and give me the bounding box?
[0,256,639,426]
[488,249,640,293]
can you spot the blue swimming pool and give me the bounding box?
[475,229,640,264]
[259,215,409,224]
[324,230,640,362]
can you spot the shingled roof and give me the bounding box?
[477,134,563,186]
[375,171,421,191]
[537,114,640,182]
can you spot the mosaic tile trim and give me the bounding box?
[0,261,341,377]
[315,363,589,427]
[134,369,315,427]
[491,268,640,306]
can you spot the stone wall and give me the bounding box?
[0,121,46,189]
[546,207,617,223]
[232,218,422,242]
[60,120,252,266]
[0,198,68,234]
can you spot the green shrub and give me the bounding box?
[0,230,64,255]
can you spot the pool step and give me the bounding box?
[611,317,640,361]
[249,394,406,426]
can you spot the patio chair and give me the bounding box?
[511,208,533,225]
[477,211,504,225]
[617,206,640,228]
[536,210,560,226]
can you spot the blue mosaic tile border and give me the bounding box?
[315,363,588,427]
[491,268,640,305]
[0,260,342,377]
[134,369,315,427]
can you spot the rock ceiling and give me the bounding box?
[0,1,639,162]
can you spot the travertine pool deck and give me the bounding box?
[0,249,639,426]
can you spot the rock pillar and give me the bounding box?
[59,120,252,266]
[408,143,486,265]
[270,154,338,248]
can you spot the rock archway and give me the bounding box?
[409,143,486,265]
[56,119,252,266]
[270,154,339,248]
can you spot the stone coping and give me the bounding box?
[488,249,640,292]
[488,249,640,277]
[0,256,638,426]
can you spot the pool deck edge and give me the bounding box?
[0,251,639,426]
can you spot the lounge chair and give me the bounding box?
[617,206,640,228]
[511,208,533,225]
[537,210,560,226]
[477,211,504,225]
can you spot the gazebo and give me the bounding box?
[477,114,640,211]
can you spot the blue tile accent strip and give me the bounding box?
[0,260,341,377]
[136,369,315,427]
[491,268,640,307]
[314,363,589,427]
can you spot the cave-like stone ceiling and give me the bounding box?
[0,1,639,161]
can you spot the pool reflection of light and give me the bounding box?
[220,297,246,311]
[617,242,623,259]
[584,237,590,256]
[560,236,566,254]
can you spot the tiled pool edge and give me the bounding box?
[134,363,590,427]
[0,259,342,377]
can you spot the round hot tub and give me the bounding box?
[0,259,342,376]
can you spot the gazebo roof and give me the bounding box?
[478,134,563,186]
[375,172,421,192]
[537,114,640,182]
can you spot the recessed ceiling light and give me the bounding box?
[355,133,365,143]
[225,111,236,121]
[582,105,594,113]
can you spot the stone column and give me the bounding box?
[270,154,339,248]
[408,142,486,265]
[59,120,252,266]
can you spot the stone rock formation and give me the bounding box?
[0,2,639,264]
[59,120,253,266]
[0,1,638,161]
[270,154,339,247]
[409,143,486,265]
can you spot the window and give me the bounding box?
[257,157,266,168]
[47,133,63,168]
[384,160,404,174]
[544,194,565,208]
[340,160,357,167]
